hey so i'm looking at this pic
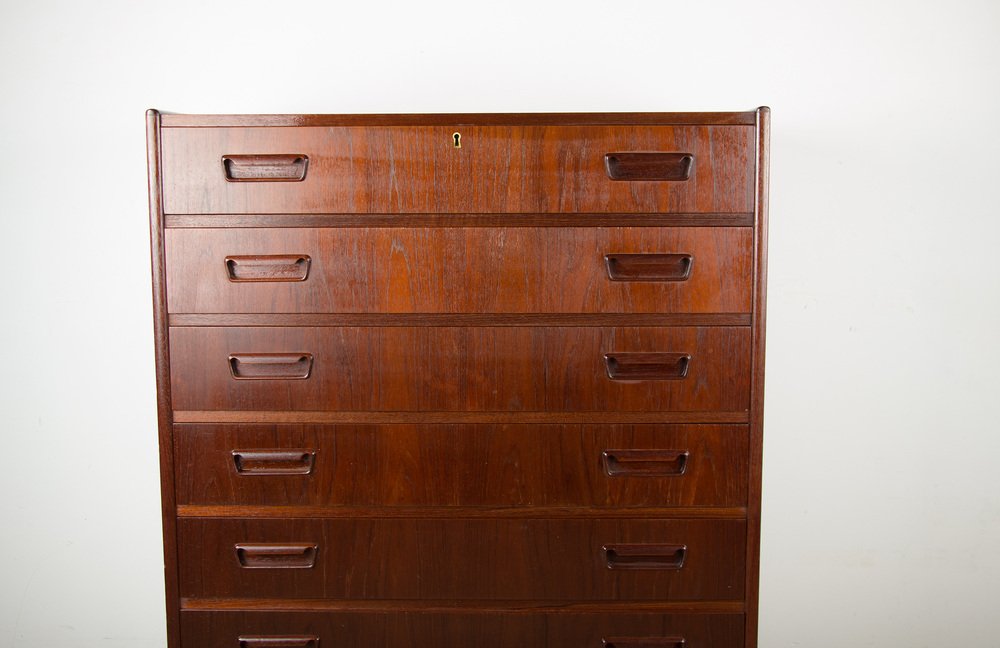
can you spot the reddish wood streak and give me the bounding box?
[161,126,754,214]
[173,423,749,508]
[166,227,751,314]
[168,326,751,412]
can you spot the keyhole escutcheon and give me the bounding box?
[453,132,462,148]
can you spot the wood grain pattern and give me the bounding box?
[173,423,749,508]
[161,111,757,127]
[180,610,744,648]
[167,313,752,327]
[160,126,754,214]
[177,518,746,600]
[165,227,752,314]
[149,110,769,648]
[168,326,751,412]
[146,108,182,648]
[744,105,770,648]
[164,212,755,228]
[177,506,747,520]
[171,410,750,425]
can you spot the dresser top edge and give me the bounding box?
[151,109,765,128]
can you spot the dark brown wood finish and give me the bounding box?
[165,227,752,314]
[604,152,695,181]
[146,109,181,648]
[168,326,751,412]
[173,423,749,508]
[745,106,770,648]
[181,599,744,612]
[165,212,755,228]
[161,111,757,127]
[168,313,752,327]
[160,125,754,214]
[180,610,745,648]
[177,518,745,600]
[149,109,769,648]
[172,410,750,425]
[178,506,748,520]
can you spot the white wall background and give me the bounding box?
[1,1,998,646]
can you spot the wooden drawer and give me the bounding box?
[168,326,750,412]
[177,518,746,600]
[174,423,749,508]
[164,227,752,314]
[180,610,745,648]
[160,125,754,214]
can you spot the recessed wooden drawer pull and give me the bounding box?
[604,254,693,282]
[235,543,318,569]
[602,449,689,477]
[603,352,691,381]
[228,353,313,380]
[239,636,319,648]
[225,255,311,282]
[603,638,686,648]
[604,152,694,181]
[232,450,317,475]
[603,544,687,570]
[222,154,309,181]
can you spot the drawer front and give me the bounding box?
[177,518,745,600]
[165,227,752,314]
[181,610,744,648]
[168,326,750,412]
[174,423,749,508]
[160,125,753,214]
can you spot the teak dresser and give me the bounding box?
[146,108,770,648]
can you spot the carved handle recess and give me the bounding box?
[604,152,694,181]
[603,353,691,381]
[235,543,318,569]
[233,450,317,475]
[223,154,309,181]
[604,544,687,570]
[602,450,689,477]
[604,254,693,282]
[603,638,686,648]
[239,636,319,648]
[226,255,311,282]
[229,353,313,380]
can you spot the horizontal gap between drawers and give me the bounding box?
[168,313,752,327]
[164,213,755,228]
[171,411,751,425]
[179,598,746,614]
[176,506,748,520]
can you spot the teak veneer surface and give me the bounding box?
[148,109,769,648]
[177,517,746,601]
[161,125,754,214]
[173,423,749,508]
[168,326,751,412]
[165,227,752,314]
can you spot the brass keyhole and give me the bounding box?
[453,132,461,148]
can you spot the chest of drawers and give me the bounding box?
[147,109,770,648]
